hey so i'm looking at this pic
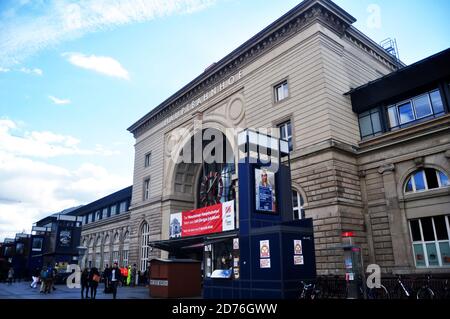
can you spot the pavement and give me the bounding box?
[0,281,152,299]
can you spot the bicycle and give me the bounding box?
[440,279,450,299]
[299,280,321,299]
[367,284,390,299]
[392,275,413,299]
[416,275,435,299]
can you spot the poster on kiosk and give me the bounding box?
[169,200,235,239]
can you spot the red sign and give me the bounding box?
[182,203,223,237]
[342,231,355,238]
[169,201,235,238]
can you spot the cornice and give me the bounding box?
[128,1,359,138]
[128,0,399,138]
[81,212,130,231]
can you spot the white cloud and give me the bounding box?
[0,152,130,241]
[0,67,10,72]
[49,95,71,105]
[0,118,130,241]
[0,0,217,67]
[63,52,129,80]
[19,67,43,75]
[0,119,119,158]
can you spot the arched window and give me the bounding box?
[292,189,305,220]
[81,239,88,268]
[87,239,94,268]
[404,168,449,193]
[112,232,120,265]
[103,235,110,269]
[94,236,102,269]
[140,222,151,272]
[122,231,129,267]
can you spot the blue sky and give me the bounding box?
[0,0,449,240]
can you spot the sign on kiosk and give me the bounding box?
[169,200,235,238]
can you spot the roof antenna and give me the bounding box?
[380,38,401,69]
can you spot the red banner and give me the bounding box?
[181,203,223,237]
[169,201,235,238]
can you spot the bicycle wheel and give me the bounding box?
[368,285,390,299]
[417,287,435,299]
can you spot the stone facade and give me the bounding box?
[88,0,449,276]
[80,213,131,269]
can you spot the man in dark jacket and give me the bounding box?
[80,268,89,299]
[108,262,122,299]
[103,264,112,293]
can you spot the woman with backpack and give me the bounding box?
[39,266,48,293]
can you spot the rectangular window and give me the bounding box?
[119,201,127,213]
[144,152,152,168]
[204,238,238,279]
[102,208,108,219]
[110,205,117,215]
[409,215,450,268]
[398,102,414,124]
[91,212,95,222]
[386,89,446,130]
[277,121,293,151]
[32,238,43,251]
[387,106,399,129]
[122,250,129,266]
[413,94,433,119]
[84,215,89,224]
[274,81,288,102]
[112,251,119,264]
[144,178,150,200]
[430,90,444,114]
[410,219,422,241]
[358,108,382,139]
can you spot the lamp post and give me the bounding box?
[76,246,87,268]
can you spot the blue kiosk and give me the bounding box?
[151,129,316,299]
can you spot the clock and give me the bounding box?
[199,171,224,207]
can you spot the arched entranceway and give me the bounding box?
[162,125,237,261]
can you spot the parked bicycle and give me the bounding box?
[392,275,413,299]
[416,275,435,299]
[299,280,321,299]
[441,279,450,299]
[367,284,390,299]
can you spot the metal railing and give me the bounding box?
[312,274,450,299]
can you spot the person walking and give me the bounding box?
[81,268,90,299]
[131,264,137,287]
[89,267,100,299]
[39,266,48,293]
[109,262,122,299]
[45,264,54,294]
[121,266,128,286]
[126,265,132,286]
[30,268,40,288]
[103,264,111,293]
[7,267,14,285]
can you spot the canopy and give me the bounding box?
[149,231,238,253]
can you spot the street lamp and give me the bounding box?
[76,246,87,268]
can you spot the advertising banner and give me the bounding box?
[169,200,235,238]
[255,168,276,213]
[59,229,72,247]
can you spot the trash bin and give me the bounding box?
[149,258,201,298]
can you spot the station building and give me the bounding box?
[41,0,449,279]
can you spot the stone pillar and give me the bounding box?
[359,170,376,265]
[378,163,413,270]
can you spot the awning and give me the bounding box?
[149,231,238,253]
